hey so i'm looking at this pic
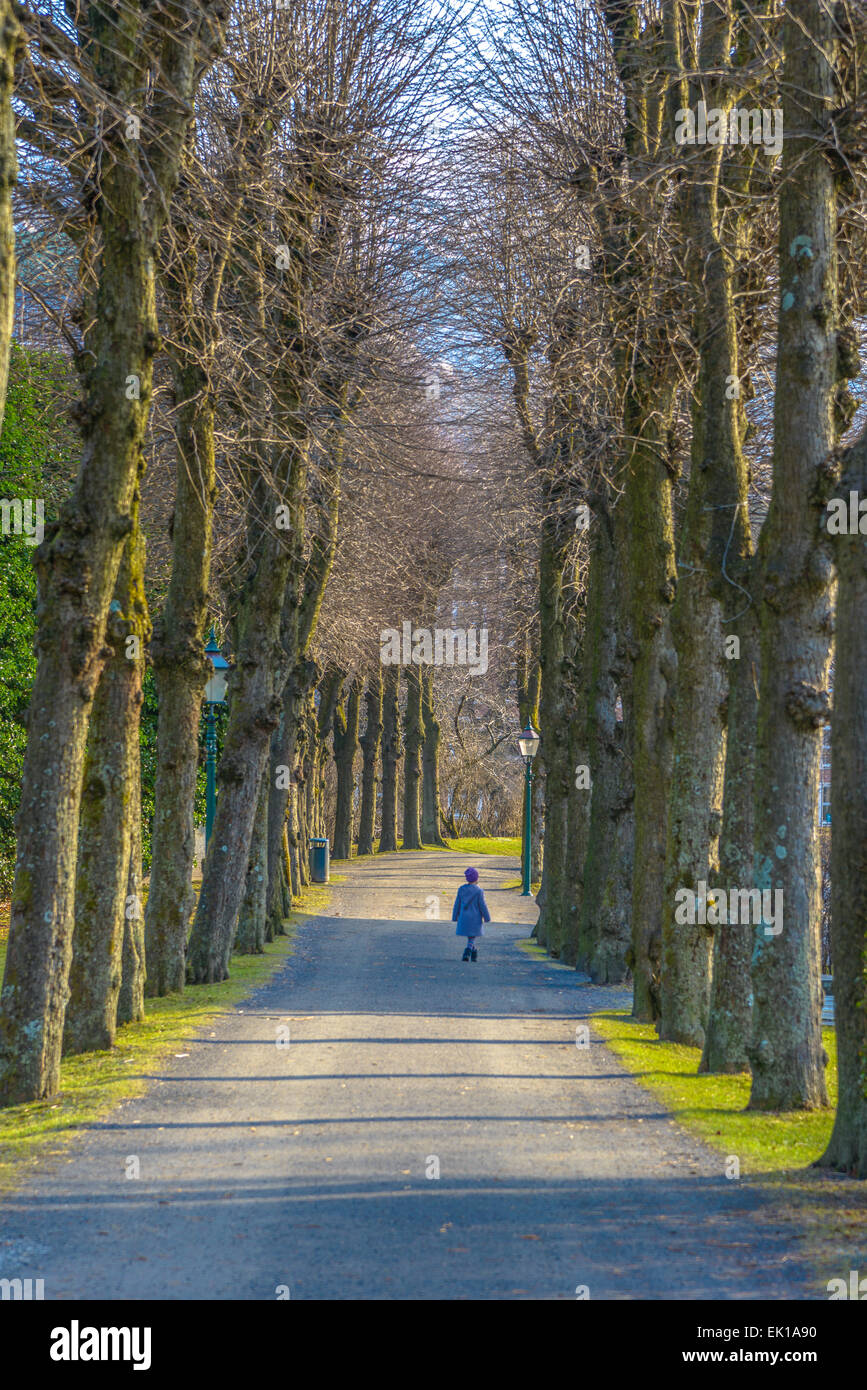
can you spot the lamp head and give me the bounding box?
[517,722,540,762]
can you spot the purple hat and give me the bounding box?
[465,866,479,883]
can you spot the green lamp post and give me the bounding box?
[517,722,541,896]
[203,630,229,846]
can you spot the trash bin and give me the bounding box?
[309,837,330,883]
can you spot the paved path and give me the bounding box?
[0,850,814,1300]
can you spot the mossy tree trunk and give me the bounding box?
[620,395,678,1019]
[264,454,340,928]
[576,508,632,982]
[64,515,149,1055]
[401,664,424,849]
[421,667,447,847]
[0,0,224,1101]
[596,1,682,1020]
[357,669,383,855]
[118,741,145,1027]
[313,666,342,837]
[819,425,867,1172]
[144,224,219,996]
[516,635,543,884]
[186,144,315,985]
[697,45,765,1072]
[143,112,256,995]
[0,0,19,433]
[700,601,759,1072]
[332,676,360,860]
[660,0,761,1052]
[236,773,269,955]
[748,0,839,1111]
[533,513,574,954]
[378,665,401,852]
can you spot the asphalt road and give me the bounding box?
[0,850,814,1300]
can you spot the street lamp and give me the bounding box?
[204,629,229,847]
[517,722,541,896]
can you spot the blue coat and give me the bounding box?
[452,882,491,936]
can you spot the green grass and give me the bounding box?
[517,937,547,958]
[591,1009,837,1174]
[589,1010,867,1287]
[0,884,329,1192]
[446,836,521,858]
[332,836,522,859]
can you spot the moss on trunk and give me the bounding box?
[357,670,383,856]
[379,666,401,852]
[748,0,838,1112]
[332,676,360,860]
[421,667,447,847]
[401,664,424,850]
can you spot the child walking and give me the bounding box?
[452,866,491,962]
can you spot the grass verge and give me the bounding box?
[446,836,521,858]
[591,1009,867,1287]
[0,883,329,1193]
[591,1009,837,1173]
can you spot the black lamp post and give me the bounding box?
[203,630,229,846]
[517,722,541,895]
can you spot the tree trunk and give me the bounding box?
[699,603,758,1072]
[118,746,145,1027]
[562,606,590,966]
[185,520,299,983]
[265,660,314,938]
[64,523,149,1055]
[818,426,867,1172]
[420,667,447,846]
[401,664,424,849]
[0,2,223,1102]
[531,773,544,883]
[748,0,838,1111]
[236,772,269,955]
[285,794,300,901]
[265,460,340,924]
[379,665,401,852]
[661,0,757,1057]
[659,548,725,1044]
[0,0,19,432]
[534,514,576,955]
[620,394,678,1020]
[576,512,632,982]
[516,629,543,878]
[143,353,215,995]
[597,0,682,1023]
[332,676,360,860]
[357,669,382,855]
